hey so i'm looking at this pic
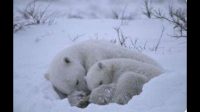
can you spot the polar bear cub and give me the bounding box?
[86,59,163,104]
[89,72,148,105]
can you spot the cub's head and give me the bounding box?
[85,62,112,91]
[48,57,90,95]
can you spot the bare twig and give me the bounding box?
[68,34,85,42]
[113,26,129,47]
[130,38,138,49]
[153,4,187,38]
[121,4,130,26]
[112,10,120,19]
[155,26,165,51]
[110,39,117,43]
[141,0,153,18]
[129,38,148,52]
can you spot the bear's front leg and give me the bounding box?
[113,72,148,105]
[89,84,116,105]
[67,91,90,108]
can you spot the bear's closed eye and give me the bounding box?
[99,81,102,86]
[76,80,79,85]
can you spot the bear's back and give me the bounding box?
[102,59,163,82]
[69,40,162,70]
[49,40,162,74]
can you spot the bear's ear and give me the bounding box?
[98,62,104,69]
[64,57,71,64]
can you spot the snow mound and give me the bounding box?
[14,72,186,112]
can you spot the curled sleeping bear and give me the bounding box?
[86,59,163,105]
[45,40,162,96]
[89,72,147,105]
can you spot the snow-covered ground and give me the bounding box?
[14,0,187,112]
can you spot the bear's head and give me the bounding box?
[48,57,90,95]
[86,62,112,91]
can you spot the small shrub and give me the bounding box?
[14,1,57,33]
[68,14,83,19]
[153,4,187,38]
[68,34,85,42]
[114,26,129,47]
[112,10,120,19]
[140,0,153,18]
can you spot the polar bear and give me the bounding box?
[86,58,163,91]
[46,40,162,96]
[86,59,163,104]
[89,72,147,105]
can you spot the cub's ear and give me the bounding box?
[64,57,70,64]
[98,62,104,69]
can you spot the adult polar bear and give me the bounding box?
[46,40,161,96]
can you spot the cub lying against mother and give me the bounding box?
[87,59,163,105]
[45,40,163,107]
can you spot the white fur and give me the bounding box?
[86,59,163,105]
[89,84,116,105]
[86,58,163,91]
[67,91,88,108]
[89,72,148,105]
[113,72,148,104]
[46,40,162,95]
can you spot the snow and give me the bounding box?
[14,0,187,112]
